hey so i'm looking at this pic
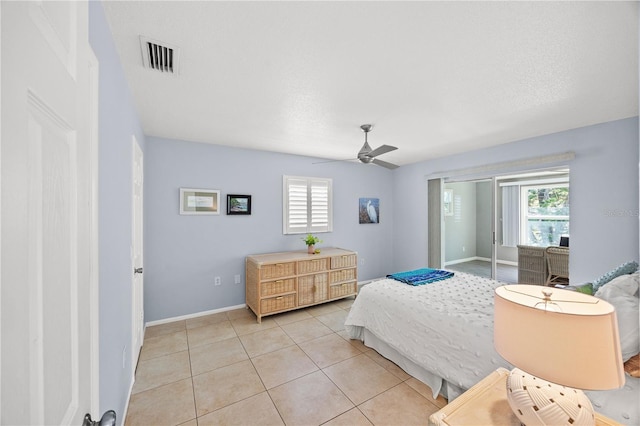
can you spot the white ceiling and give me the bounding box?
[103,1,638,167]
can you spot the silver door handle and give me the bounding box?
[134,267,143,274]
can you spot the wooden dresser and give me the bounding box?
[245,247,358,323]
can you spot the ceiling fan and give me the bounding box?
[356,124,399,169]
[313,124,400,169]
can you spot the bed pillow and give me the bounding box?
[595,273,640,362]
[599,272,640,297]
[592,261,639,293]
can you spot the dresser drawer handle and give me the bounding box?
[275,296,283,300]
[275,280,283,283]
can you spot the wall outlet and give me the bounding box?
[234,274,241,284]
[214,276,221,286]
[462,246,466,252]
[360,258,365,265]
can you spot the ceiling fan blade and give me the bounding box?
[312,158,357,165]
[367,144,397,158]
[372,158,399,169]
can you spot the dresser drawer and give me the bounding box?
[261,262,296,280]
[261,278,296,297]
[329,281,356,299]
[298,258,328,274]
[261,294,296,314]
[520,256,545,272]
[330,268,356,284]
[518,247,545,258]
[331,254,357,269]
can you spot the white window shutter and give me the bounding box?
[286,177,308,233]
[309,178,332,232]
[283,176,332,234]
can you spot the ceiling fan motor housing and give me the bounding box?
[355,124,400,168]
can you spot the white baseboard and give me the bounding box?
[121,370,135,426]
[445,256,482,266]
[144,281,379,329]
[445,256,517,267]
[146,279,389,328]
[145,303,247,328]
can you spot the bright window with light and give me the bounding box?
[520,184,569,246]
[283,176,332,235]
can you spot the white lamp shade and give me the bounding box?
[494,285,625,391]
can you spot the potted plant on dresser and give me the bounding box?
[302,234,322,254]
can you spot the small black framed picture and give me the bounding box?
[227,194,252,215]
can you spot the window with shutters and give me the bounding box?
[283,175,333,235]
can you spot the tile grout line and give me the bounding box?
[186,327,198,425]
[135,300,441,425]
[261,321,294,426]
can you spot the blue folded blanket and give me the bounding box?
[387,268,454,286]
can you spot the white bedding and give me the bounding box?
[344,273,639,425]
[345,273,511,395]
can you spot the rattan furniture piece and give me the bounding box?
[517,245,547,285]
[545,246,569,286]
[246,247,357,323]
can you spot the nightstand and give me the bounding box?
[428,368,621,426]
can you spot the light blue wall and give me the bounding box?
[148,118,638,323]
[145,137,394,322]
[89,1,146,420]
[392,117,639,284]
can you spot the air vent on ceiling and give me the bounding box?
[139,36,180,75]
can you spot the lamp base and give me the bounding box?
[506,368,595,426]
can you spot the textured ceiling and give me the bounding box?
[103,1,638,167]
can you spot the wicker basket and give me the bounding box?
[330,269,356,284]
[261,278,295,297]
[331,254,357,269]
[261,294,296,314]
[330,281,356,299]
[261,262,296,280]
[298,258,328,274]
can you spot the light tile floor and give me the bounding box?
[446,260,518,283]
[125,298,447,426]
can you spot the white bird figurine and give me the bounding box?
[366,200,378,223]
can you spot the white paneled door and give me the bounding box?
[1,1,98,424]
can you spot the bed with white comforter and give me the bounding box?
[344,272,639,425]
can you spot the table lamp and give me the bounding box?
[494,285,625,426]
